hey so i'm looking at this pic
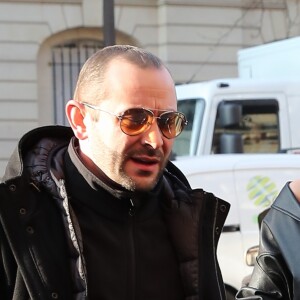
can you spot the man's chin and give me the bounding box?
[130,176,159,192]
[120,166,163,192]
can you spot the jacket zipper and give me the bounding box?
[128,198,136,300]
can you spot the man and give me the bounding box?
[236,180,300,300]
[0,45,229,299]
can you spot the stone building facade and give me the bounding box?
[0,0,300,173]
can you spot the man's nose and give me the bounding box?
[142,121,164,149]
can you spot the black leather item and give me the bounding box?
[236,182,300,300]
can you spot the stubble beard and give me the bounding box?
[90,138,168,192]
[110,150,166,192]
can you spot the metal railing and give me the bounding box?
[51,40,103,125]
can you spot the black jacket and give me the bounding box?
[236,183,300,300]
[0,126,230,300]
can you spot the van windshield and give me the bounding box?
[172,98,205,157]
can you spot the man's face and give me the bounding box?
[84,60,177,192]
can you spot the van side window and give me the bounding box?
[173,98,205,157]
[212,100,279,154]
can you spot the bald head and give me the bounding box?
[73,45,168,104]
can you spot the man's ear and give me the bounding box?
[65,100,88,140]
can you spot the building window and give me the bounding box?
[51,40,104,125]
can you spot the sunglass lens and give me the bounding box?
[120,108,151,135]
[159,112,186,139]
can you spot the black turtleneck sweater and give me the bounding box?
[64,139,184,300]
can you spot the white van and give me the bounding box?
[172,78,300,298]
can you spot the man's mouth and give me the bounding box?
[131,156,160,165]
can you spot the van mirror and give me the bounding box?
[218,103,242,128]
[219,133,243,153]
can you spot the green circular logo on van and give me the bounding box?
[247,175,278,208]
